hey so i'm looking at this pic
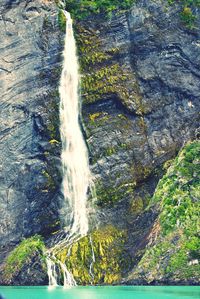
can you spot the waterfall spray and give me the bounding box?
[46,11,93,288]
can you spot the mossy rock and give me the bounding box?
[74,24,142,113]
[95,180,136,207]
[129,140,200,284]
[129,196,144,215]
[3,235,46,283]
[40,88,62,192]
[56,225,131,285]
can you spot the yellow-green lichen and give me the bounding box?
[89,112,110,125]
[96,180,136,206]
[129,196,144,215]
[75,25,142,113]
[56,225,130,285]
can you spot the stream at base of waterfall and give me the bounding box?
[46,11,94,288]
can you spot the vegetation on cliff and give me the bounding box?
[3,235,46,282]
[129,140,200,283]
[73,23,142,112]
[60,0,134,19]
[168,0,200,28]
[56,0,200,30]
[54,0,200,286]
[56,225,131,285]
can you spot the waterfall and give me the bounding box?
[46,257,58,288]
[46,10,92,288]
[89,235,96,283]
[59,11,90,237]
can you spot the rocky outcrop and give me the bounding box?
[0,0,63,247]
[0,235,48,285]
[125,141,200,285]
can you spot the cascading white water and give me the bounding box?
[59,11,90,238]
[46,11,92,288]
[89,235,96,283]
[46,257,58,288]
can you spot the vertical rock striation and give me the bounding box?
[0,0,63,247]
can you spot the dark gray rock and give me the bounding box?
[0,0,63,247]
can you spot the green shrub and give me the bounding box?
[58,9,66,31]
[181,6,196,28]
[167,0,200,28]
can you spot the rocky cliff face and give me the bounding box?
[0,0,63,247]
[81,0,200,212]
[79,0,200,276]
[0,0,199,286]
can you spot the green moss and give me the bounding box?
[132,162,152,182]
[130,140,200,282]
[39,88,61,192]
[58,9,66,32]
[133,230,200,282]
[181,6,197,28]
[105,147,116,156]
[45,89,60,141]
[96,181,136,206]
[88,113,132,135]
[56,225,131,285]
[4,235,46,280]
[129,196,144,215]
[88,112,110,127]
[42,169,57,190]
[153,140,200,235]
[81,64,131,105]
[75,25,142,113]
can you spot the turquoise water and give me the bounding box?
[0,286,199,299]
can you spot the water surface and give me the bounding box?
[0,286,199,299]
